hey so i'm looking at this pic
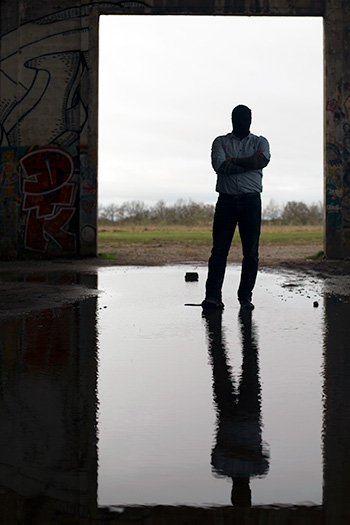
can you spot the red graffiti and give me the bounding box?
[20,147,77,253]
[326,98,339,113]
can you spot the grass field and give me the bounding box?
[98,224,323,245]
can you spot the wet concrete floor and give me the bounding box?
[0,262,349,523]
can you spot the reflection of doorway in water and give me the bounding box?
[98,16,323,222]
[0,272,98,520]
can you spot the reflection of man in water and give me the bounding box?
[203,309,269,506]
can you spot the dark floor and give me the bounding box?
[0,262,349,524]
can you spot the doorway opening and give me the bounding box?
[97,15,325,508]
[98,15,323,232]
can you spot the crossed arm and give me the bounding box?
[212,136,270,175]
[217,150,270,175]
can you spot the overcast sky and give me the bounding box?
[98,15,323,209]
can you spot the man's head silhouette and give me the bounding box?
[231,105,252,139]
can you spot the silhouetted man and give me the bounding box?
[202,105,270,311]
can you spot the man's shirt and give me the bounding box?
[211,132,270,195]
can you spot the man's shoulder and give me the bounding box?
[251,134,270,160]
[213,132,235,142]
[247,134,270,154]
[248,132,268,141]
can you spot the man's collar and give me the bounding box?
[231,131,251,140]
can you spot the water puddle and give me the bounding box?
[97,265,325,507]
[0,263,349,522]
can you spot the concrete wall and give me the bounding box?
[324,0,350,258]
[0,1,99,257]
[1,0,349,259]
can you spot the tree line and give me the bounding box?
[99,199,323,226]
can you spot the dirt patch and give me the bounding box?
[96,239,350,276]
[1,239,349,276]
[0,240,349,318]
[97,240,323,267]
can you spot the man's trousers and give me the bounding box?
[205,192,261,302]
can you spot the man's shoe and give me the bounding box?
[201,297,224,310]
[239,298,255,311]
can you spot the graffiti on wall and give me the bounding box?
[0,145,80,255]
[20,147,77,253]
[79,148,98,245]
[0,4,118,255]
[0,31,89,147]
[0,2,151,147]
[0,149,21,250]
[326,88,350,234]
